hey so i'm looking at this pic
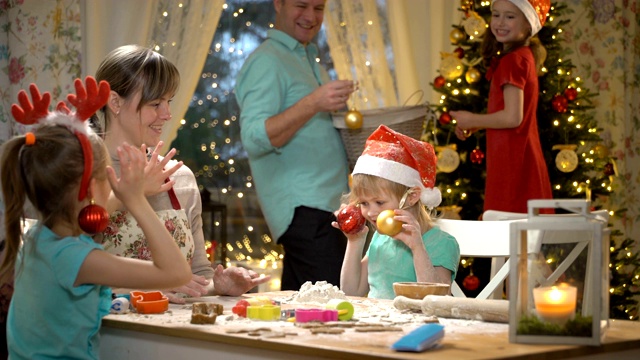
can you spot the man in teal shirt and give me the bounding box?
[235,0,355,290]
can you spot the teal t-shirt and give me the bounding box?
[235,29,349,241]
[8,225,112,360]
[366,226,460,299]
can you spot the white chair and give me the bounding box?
[434,218,522,300]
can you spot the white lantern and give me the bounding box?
[509,199,610,346]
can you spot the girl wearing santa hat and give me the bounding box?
[450,0,553,214]
[334,125,460,299]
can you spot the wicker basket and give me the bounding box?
[332,104,434,170]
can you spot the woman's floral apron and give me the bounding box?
[101,187,194,264]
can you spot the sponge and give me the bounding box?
[391,323,444,352]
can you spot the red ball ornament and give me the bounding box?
[337,204,366,235]
[470,147,485,164]
[78,203,109,234]
[552,94,568,113]
[434,76,446,89]
[454,47,465,59]
[438,112,452,125]
[564,87,578,101]
[604,162,615,176]
[462,273,480,291]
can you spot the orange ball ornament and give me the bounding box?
[344,109,363,130]
[376,209,404,237]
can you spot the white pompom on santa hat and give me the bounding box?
[352,124,442,208]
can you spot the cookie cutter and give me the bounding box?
[295,308,338,323]
[129,291,169,314]
[325,299,354,321]
[246,305,281,321]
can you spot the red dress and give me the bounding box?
[484,46,553,213]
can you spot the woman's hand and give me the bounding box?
[142,141,183,197]
[211,264,270,296]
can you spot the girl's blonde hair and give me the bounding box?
[346,174,436,233]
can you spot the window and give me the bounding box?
[171,0,334,272]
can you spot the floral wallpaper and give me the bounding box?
[561,0,639,241]
[0,0,82,142]
[0,0,82,320]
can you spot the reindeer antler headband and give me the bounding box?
[11,76,111,201]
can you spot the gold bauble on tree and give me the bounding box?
[553,145,579,173]
[465,66,481,84]
[463,11,487,38]
[344,109,363,130]
[592,144,609,159]
[439,52,464,80]
[460,0,474,11]
[376,209,404,237]
[449,28,466,45]
[436,146,460,173]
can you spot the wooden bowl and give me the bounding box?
[393,282,450,299]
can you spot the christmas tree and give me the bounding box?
[429,0,639,319]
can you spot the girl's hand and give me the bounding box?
[107,142,146,205]
[163,274,211,304]
[332,220,369,241]
[143,141,183,197]
[449,110,473,128]
[454,126,469,141]
[332,204,369,241]
[390,209,424,252]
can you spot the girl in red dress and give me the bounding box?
[451,0,553,214]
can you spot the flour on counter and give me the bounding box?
[282,281,347,304]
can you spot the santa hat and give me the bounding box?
[492,0,551,36]
[352,125,441,208]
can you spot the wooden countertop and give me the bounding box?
[101,292,640,360]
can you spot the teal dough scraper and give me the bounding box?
[391,323,445,352]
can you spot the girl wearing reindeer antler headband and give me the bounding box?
[0,77,191,359]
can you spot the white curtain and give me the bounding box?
[324,0,459,108]
[82,0,223,153]
[324,0,398,109]
[81,0,159,76]
[387,0,459,105]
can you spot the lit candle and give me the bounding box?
[533,284,577,325]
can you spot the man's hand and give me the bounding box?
[310,79,356,113]
[212,264,271,296]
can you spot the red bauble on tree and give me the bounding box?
[463,272,480,291]
[454,46,465,59]
[438,112,452,125]
[564,87,578,101]
[604,162,615,176]
[552,94,568,113]
[470,147,485,164]
[434,75,446,89]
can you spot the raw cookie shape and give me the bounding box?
[191,302,224,324]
